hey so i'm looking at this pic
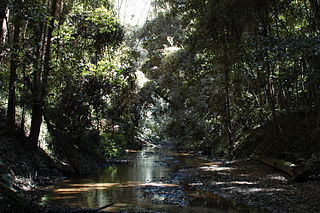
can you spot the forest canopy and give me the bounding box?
[138,0,320,162]
[0,0,320,170]
[0,0,142,169]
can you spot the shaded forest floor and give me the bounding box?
[185,158,320,213]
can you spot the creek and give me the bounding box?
[43,146,268,212]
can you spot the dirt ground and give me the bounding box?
[173,157,320,213]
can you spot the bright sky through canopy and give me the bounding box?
[115,0,152,26]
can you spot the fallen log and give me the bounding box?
[0,181,36,213]
[250,154,306,178]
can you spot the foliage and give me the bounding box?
[138,0,320,158]
[0,0,141,163]
[99,133,125,158]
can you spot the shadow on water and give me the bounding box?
[43,147,270,212]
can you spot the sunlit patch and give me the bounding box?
[189,183,203,186]
[210,181,258,187]
[172,153,193,157]
[141,182,179,187]
[217,172,231,176]
[238,173,250,177]
[266,175,287,181]
[53,183,120,193]
[54,187,111,192]
[125,149,140,153]
[229,181,258,185]
[67,183,119,187]
[200,165,234,172]
[53,181,155,193]
[199,162,219,166]
[222,187,284,194]
[211,181,227,185]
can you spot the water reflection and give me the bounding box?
[44,147,268,212]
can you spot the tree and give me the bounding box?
[6,0,22,134]
[0,0,9,44]
[29,0,59,146]
[138,0,320,159]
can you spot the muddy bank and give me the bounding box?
[145,156,320,213]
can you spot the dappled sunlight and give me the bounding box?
[238,174,250,177]
[197,160,236,173]
[66,183,120,187]
[45,147,279,212]
[210,181,258,186]
[53,183,120,193]
[141,182,179,187]
[222,186,284,194]
[200,165,235,172]
[172,153,193,157]
[230,181,258,185]
[54,187,113,193]
[200,161,222,167]
[266,175,287,182]
[53,181,179,194]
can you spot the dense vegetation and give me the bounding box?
[139,0,320,163]
[1,0,320,212]
[0,0,142,172]
[0,0,320,181]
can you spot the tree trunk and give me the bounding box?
[222,37,232,157]
[251,155,310,182]
[29,103,43,147]
[29,0,59,146]
[0,0,8,44]
[6,0,22,134]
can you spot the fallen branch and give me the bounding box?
[251,154,305,178]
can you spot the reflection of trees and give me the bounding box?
[50,148,174,208]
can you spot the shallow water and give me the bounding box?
[43,147,267,212]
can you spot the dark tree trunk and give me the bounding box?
[29,103,43,147]
[6,0,21,134]
[222,33,233,157]
[29,0,59,146]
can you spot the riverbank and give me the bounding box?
[1,124,319,213]
[151,154,320,213]
[0,113,109,212]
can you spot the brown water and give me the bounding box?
[43,147,267,212]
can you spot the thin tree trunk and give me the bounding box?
[223,39,232,157]
[0,0,8,44]
[6,0,22,134]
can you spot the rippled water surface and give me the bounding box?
[44,147,267,212]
